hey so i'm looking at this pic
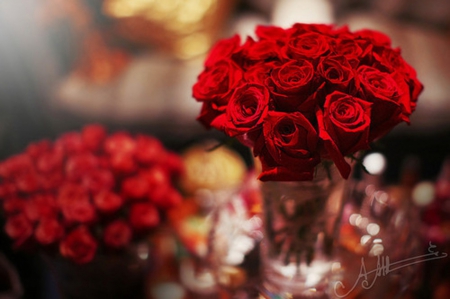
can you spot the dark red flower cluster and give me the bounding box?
[193,23,423,181]
[0,124,184,264]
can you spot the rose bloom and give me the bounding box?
[61,200,96,224]
[24,193,58,222]
[255,111,320,181]
[211,83,269,137]
[103,132,136,156]
[286,31,330,60]
[129,203,160,230]
[317,91,372,178]
[65,153,99,181]
[36,148,64,173]
[268,60,315,111]
[204,34,241,67]
[109,152,137,174]
[121,175,149,200]
[103,220,132,249]
[357,65,410,140]
[93,190,123,214]
[192,59,243,106]
[134,135,165,165]
[34,218,64,245]
[56,132,86,155]
[317,55,355,92]
[81,124,106,152]
[5,213,33,243]
[15,170,40,193]
[60,226,98,264]
[81,169,115,193]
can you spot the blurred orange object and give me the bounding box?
[71,31,131,84]
[102,0,236,59]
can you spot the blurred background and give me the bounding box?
[0,0,449,298]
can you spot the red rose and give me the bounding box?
[40,171,63,191]
[0,183,17,198]
[256,25,291,44]
[26,140,51,159]
[24,194,58,222]
[60,226,98,264]
[3,197,26,214]
[204,34,241,67]
[129,203,160,230]
[330,38,364,68]
[355,29,391,47]
[103,220,132,249]
[286,31,330,61]
[57,183,95,223]
[15,170,41,193]
[357,65,410,140]
[268,60,315,111]
[34,218,63,245]
[317,55,355,92]
[291,23,334,36]
[36,148,64,173]
[62,200,96,224]
[104,132,136,155]
[244,61,280,84]
[151,187,183,210]
[121,175,149,200]
[162,152,185,178]
[4,213,33,246]
[255,111,320,181]
[0,154,33,178]
[317,91,372,178]
[211,83,269,137]
[192,59,243,106]
[56,132,86,154]
[134,135,164,165]
[65,153,99,181]
[373,48,423,103]
[109,153,137,174]
[93,190,123,214]
[234,37,282,64]
[57,183,89,207]
[81,124,106,152]
[81,169,115,193]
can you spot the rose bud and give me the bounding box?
[93,190,123,214]
[151,187,183,210]
[129,203,160,230]
[134,135,164,165]
[121,175,149,200]
[3,197,26,214]
[4,213,33,245]
[60,226,98,264]
[26,140,52,159]
[103,220,132,249]
[65,153,99,182]
[109,153,137,174]
[81,169,115,193]
[55,132,86,154]
[24,194,58,222]
[35,218,64,245]
[103,132,136,156]
[81,124,107,152]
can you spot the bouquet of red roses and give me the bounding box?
[193,23,423,181]
[0,125,184,264]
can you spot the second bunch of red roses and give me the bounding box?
[0,124,184,264]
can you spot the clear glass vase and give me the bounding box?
[259,163,346,299]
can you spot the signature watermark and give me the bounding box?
[334,242,448,298]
